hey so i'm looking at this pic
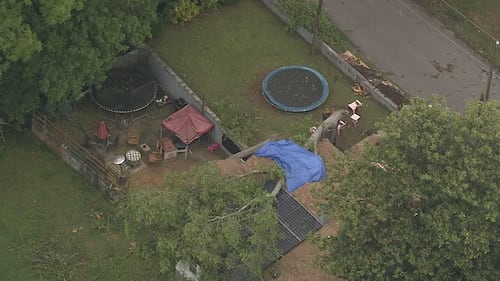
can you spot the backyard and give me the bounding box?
[1,0,391,280]
[149,0,389,150]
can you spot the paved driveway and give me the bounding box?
[323,0,499,112]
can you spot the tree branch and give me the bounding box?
[227,134,280,160]
[208,197,259,223]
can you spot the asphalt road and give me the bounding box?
[323,0,499,112]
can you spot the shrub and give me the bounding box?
[210,100,257,145]
[170,0,201,24]
[277,0,349,50]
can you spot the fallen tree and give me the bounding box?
[227,133,280,160]
[303,110,347,153]
[269,110,347,196]
[226,110,347,197]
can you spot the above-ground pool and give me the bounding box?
[262,66,329,112]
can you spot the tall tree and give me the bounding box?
[120,163,279,281]
[0,0,158,124]
[316,99,500,281]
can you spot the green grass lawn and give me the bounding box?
[417,0,500,66]
[0,2,391,279]
[0,135,161,281]
[150,0,389,150]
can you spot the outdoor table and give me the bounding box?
[126,150,142,167]
[112,154,126,165]
[348,100,363,115]
[350,114,360,125]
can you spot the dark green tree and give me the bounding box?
[0,0,158,124]
[316,99,500,281]
[120,163,279,281]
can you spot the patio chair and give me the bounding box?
[348,100,363,114]
[148,150,161,164]
[128,129,140,145]
[174,141,191,159]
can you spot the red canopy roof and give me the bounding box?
[161,105,214,144]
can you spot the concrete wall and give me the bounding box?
[261,0,398,112]
[118,0,401,156]
[142,48,240,155]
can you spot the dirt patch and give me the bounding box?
[64,99,227,190]
[374,81,408,106]
[342,51,409,107]
[215,155,276,176]
[266,218,340,281]
[248,67,281,111]
[291,139,343,216]
[127,144,227,189]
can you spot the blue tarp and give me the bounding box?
[255,140,326,192]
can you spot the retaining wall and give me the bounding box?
[141,49,240,154]
[261,0,398,112]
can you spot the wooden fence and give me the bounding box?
[32,111,124,199]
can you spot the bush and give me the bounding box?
[277,0,349,50]
[210,100,257,145]
[170,0,201,24]
[197,0,220,10]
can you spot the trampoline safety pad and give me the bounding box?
[262,66,329,112]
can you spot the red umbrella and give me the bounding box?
[97,121,108,140]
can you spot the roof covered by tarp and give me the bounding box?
[255,139,326,192]
[161,104,214,144]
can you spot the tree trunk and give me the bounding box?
[311,0,324,54]
[304,110,347,153]
[227,133,280,160]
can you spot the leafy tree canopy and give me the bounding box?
[120,163,279,281]
[0,0,158,124]
[316,99,500,281]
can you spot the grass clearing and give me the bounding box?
[150,0,389,150]
[417,0,500,66]
[0,135,161,281]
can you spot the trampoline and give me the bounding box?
[262,66,329,112]
[91,67,157,113]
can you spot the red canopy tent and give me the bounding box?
[161,105,214,157]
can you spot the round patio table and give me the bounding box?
[126,150,142,167]
[126,150,141,161]
[112,154,126,165]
